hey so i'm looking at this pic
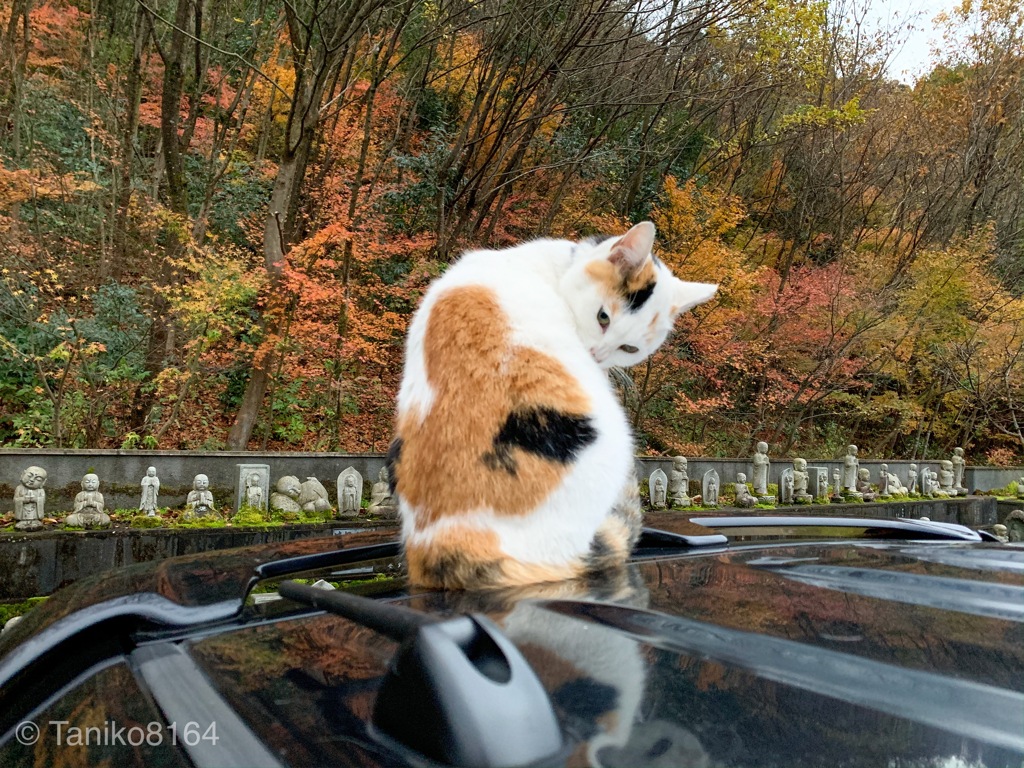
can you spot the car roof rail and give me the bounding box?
[278,581,565,768]
[690,516,985,541]
[635,527,729,550]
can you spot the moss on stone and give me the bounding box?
[0,597,48,625]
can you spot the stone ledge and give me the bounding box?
[0,519,395,601]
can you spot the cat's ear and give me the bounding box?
[670,278,718,319]
[609,221,656,277]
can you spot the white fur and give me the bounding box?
[396,224,716,570]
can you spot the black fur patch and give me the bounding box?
[588,530,614,562]
[623,279,656,312]
[482,408,597,474]
[551,679,618,738]
[385,437,402,495]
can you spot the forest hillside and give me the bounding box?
[1,0,1022,462]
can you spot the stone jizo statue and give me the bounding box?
[752,441,770,497]
[856,468,876,501]
[140,466,160,516]
[336,467,364,518]
[270,476,303,514]
[993,524,1009,543]
[702,469,719,508]
[936,461,954,497]
[368,467,397,519]
[907,464,919,495]
[778,468,794,505]
[668,456,690,507]
[842,445,862,498]
[951,447,967,495]
[733,473,756,508]
[919,466,935,497]
[878,464,891,499]
[792,458,812,503]
[245,472,264,509]
[648,469,668,510]
[885,469,908,496]
[185,474,216,518]
[14,466,47,532]
[298,477,333,514]
[810,467,828,501]
[341,476,360,514]
[831,468,844,502]
[65,473,110,528]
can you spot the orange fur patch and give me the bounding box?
[645,312,661,345]
[406,525,583,589]
[585,256,657,304]
[625,258,657,294]
[395,286,592,527]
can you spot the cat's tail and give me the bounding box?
[584,474,643,576]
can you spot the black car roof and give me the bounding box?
[1,519,1022,768]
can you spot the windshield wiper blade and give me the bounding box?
[692,516,984,541]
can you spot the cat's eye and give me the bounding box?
[619,344,638,354]
[597,308,610,328]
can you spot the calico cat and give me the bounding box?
[388,221,717,589]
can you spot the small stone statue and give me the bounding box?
[140,466,160,516]
[908,464,919,495]
[245,472,264,509]
[653,477,667,508]
[842,445,862,499]
[185,473,216,518]
[648,469,668,509]
[919,466,935,497]
[936,460,954,497]
[856,468,876,501]
[298,477,333,514]
[336,467,364,518]
[1006,510,1024,542]
[270,476,303,513]
[668,456,691,507]
[702,469,719,507]
[752,441,771,498]
[234,463,270,514]
[951,447,967,495]
[341,476,359,514]
[792,459,812,503]
[831,468,844,503]
[810,467,829,501]
[886,469,908,496]
[14,466,47,532]
[65,473,111,528]
[733,473,756,508]
[878,464,891,499]
[368,467,397,519]
[778,468,794,505]
[992,524,1009,543]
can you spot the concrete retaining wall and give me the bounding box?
[0,449,1020,514]
[0,496,997,600]
[0,521,387,600]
